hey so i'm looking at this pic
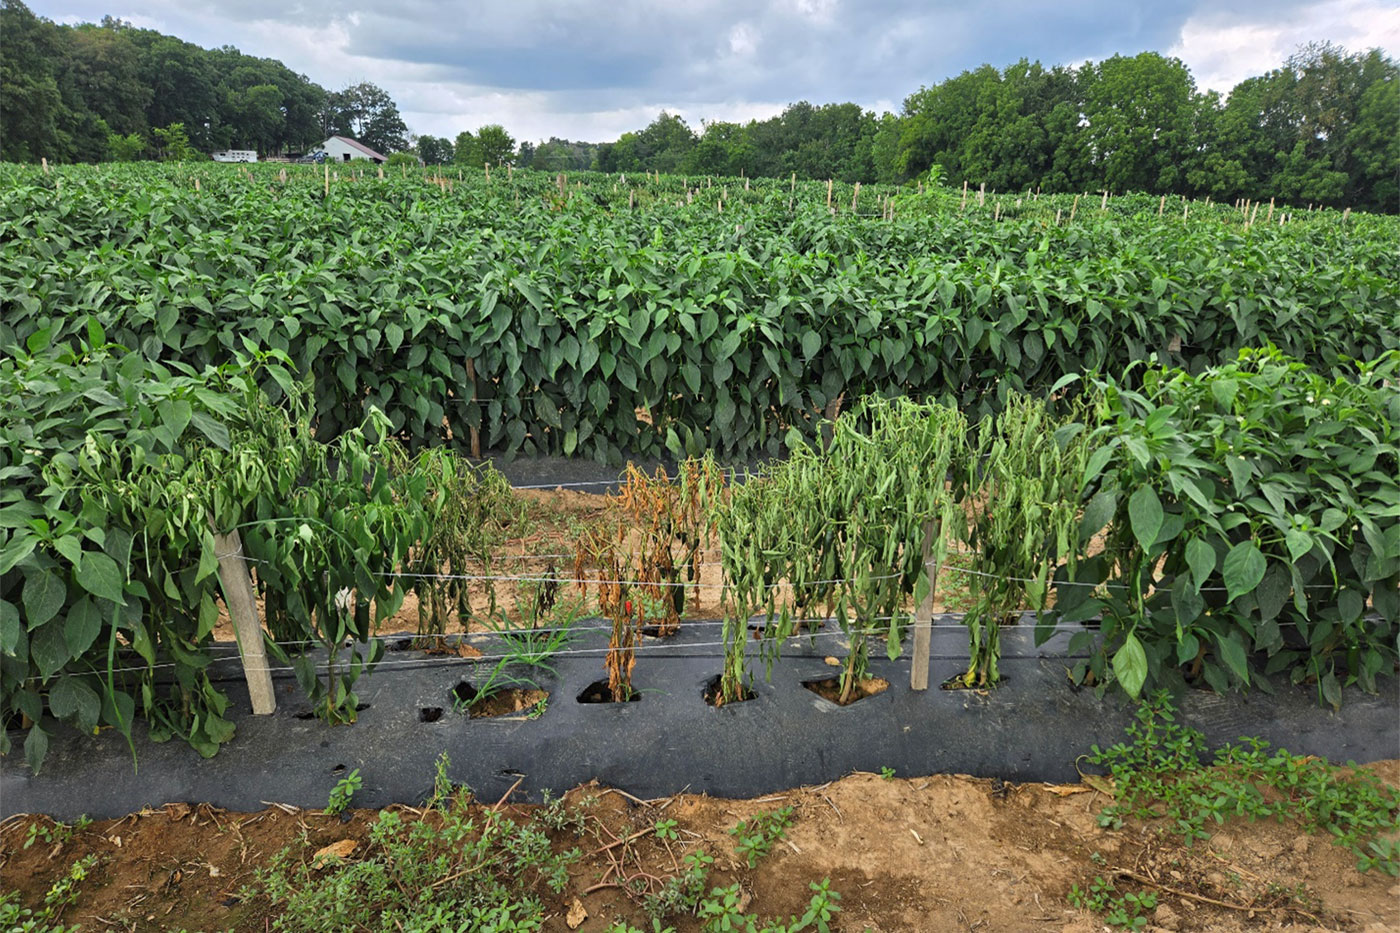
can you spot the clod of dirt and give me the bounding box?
[802,675,889,705]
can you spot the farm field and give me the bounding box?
[2,162,1399,931]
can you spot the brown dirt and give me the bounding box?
[3,764,1396,933]
[802,675,890,705]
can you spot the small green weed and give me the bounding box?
[728,806,795,868]
[325,768,362,816]
[879,766,895,780]
[0,854,97,932]
[22,816,91,850]
[1068,875,1157,929]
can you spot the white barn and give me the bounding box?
[316,136,387,164]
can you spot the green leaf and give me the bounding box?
[1216,632,1250,684]
[23,571,66,629]
[1113,632,1148,699]
[64,596,101,656]
[800,330,822,361]
[25,725,49,775]
[30,622,70,679]
[1221,541,1266,603]
[77,551,126,603]
[0,598,19,655]
[190,412,231,451]
[1184,538,1216,592]
[1128,486,1163,551]
[49,676,101,732]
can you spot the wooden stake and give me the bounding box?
[791,172,796,192]
[378,165,384,179]
[1055,208,1063,225]
[910,518,942,691]
[324,163,329,198]
[210,524,276,715]
[41,157,49,174]
[977,182,985,207]
[826,179,833,209]
[485,163,490,181]
[960,179,967,210]
[851,182,860,212]
[1158,195,1165,216]
[1069,194,1079,222]
[1100,190,1108,212]
[464,359,481,459]
[1266,197,1274,223]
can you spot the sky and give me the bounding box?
[35,0,1400,145]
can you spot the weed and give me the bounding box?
[879,766,895,780]
[1068,876,1157,929]
[654,818,679,841]
[325,768,362,816]
[256,756,581,931]
[22,816,91,850]
[1086,691,1400,869]
[0,854,97,931]
[729,807,795,868]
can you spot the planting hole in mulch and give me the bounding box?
[576,679,641,704]
[294,702,369,720]
[702,674,757,707]
[802,675,889,706]
[450,681,548,718]
[418,707,443,723]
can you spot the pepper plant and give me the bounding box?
[718,396,965,704]
[1048,348,1400,704]
[954,392,1098,688]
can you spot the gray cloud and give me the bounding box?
[36,0,1391,141]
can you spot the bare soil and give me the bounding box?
[4,763,1397,933]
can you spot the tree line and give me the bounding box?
[1,0,408,162]
[3,0,1395,211]
[584,46,1396,211]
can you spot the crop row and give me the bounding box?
[3,164,1397,461]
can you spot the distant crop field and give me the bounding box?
[4,162,1396,462]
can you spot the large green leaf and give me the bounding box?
[1127,486,1163,551]
[1221,541,1266,603]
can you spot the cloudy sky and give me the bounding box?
[35,0,1400,144]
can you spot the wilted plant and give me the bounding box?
[954,392,1095,688]
[576,457,724,702]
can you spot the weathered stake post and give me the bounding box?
[210,522,276,714]
[910,518,942,691]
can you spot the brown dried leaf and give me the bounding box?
[1041,784,1093,797]
[565,897,588,930]
[312,839,358,867]
[1081,774,1116,797]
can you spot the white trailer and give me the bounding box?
[212,150,258,163]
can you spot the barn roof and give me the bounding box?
[327,136,387,161]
